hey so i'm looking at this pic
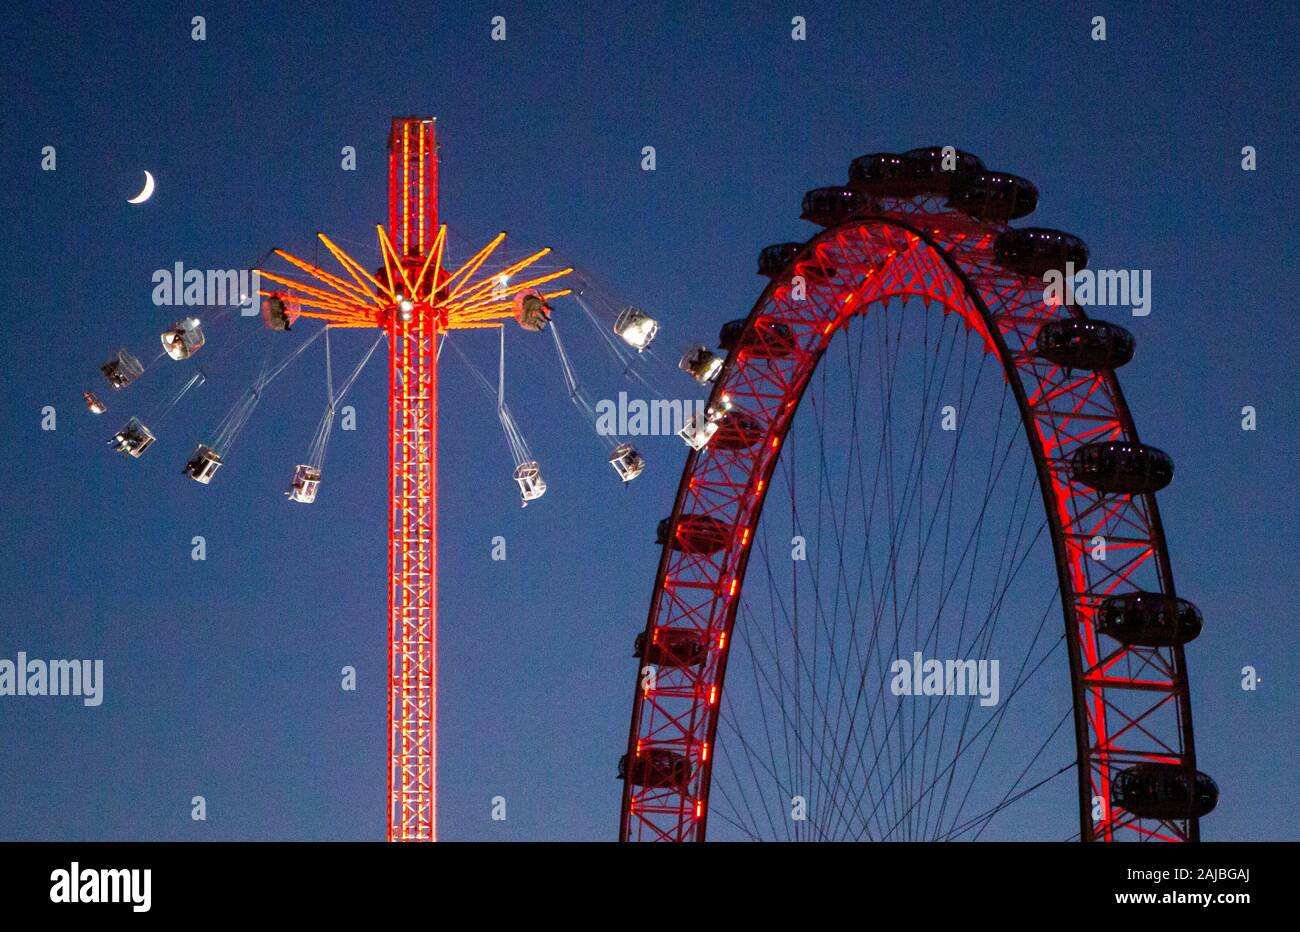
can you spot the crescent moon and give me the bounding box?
[127,171,155,205]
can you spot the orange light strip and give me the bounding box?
[440,233,507,301]
[255,271,369,315]
[446,247,555,304]
[318,234,387,301]
[413,225,447,297]
[377,225,413,297]
[401,122,410,254]
[450,265,576,315]
[273,248,376,306]
[452,288,575,324]
[266,226,571,333]
[446,321,507,331]
[417,121,425,255]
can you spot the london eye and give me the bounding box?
[620,147,1217,843]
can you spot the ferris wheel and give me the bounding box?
[620,147,1217,842]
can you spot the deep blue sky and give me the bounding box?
[0,1,1296,840]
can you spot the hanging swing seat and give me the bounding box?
[610,442,645,483]
[108,417,155,458]
[286,464,322,503]
[513,460,547,504]
[184,444,223,484]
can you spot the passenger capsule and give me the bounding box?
[513,460,547,505]
[657,514,731,555]
[513,288,552,332]
[800,186,862,227]
[946,171,1038,221]
[994,227,1088,279]
[609,442,646,483]
[758,242,802,276]
[847,152,910,196]
[184,443,223,484]
[679,345,723,384]
[718,317,797,359]
[101,349,144,390]
[1099,591,1203,647]
[634,628,709,667]
[678,411,720,451]
[712,412,766,451]
[161,316,205,360]
[1033,318,1135,371]
[1110,763,1219,820]
[618,749,692,789]
[614,306,659,352]
[83,390,107,415]
[900,146,987,197]
[758,243,837,281]
[108,417,155,458]
[1070,441,1173,495]
[261,292,300,331]
[286,464,322,504]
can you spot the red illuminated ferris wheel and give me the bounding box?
[620,148,1217,842]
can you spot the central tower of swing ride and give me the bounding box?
[87,115,707,841]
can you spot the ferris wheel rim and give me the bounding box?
[619,205,1202,843]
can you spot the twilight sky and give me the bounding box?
[0,0,1295,840]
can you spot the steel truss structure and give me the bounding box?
[256,117,571,840]
[621,199,1200,842]
[387,118,439,841]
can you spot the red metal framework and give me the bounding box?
[254,117,572,841]
[621,201,1200,842]
[387,118,439,842]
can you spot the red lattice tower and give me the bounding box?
[386,116,439,842]
[258,117,572,841]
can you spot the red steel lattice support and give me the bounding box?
[620,207,1200,843]
[388,117,439,841]
[259,115,569,840]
